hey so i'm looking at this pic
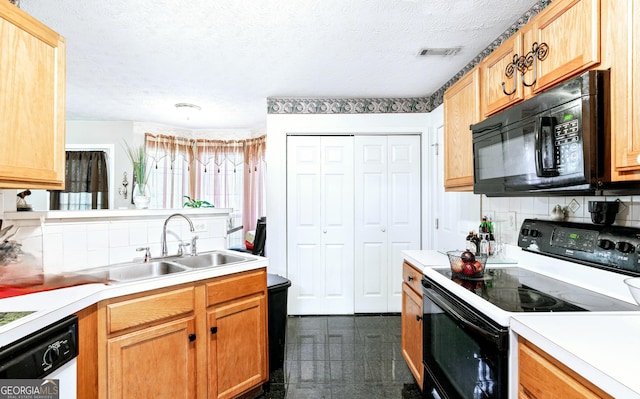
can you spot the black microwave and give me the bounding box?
[470,70,608,196]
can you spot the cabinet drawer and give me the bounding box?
[206,268,266,307]
[107,287,195,334]
[403,261,423,294]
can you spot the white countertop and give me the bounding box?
[403,248,640,399]
[512,314,640,398]
[0,251,268,348]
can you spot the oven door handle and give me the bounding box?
[425,288,506,350]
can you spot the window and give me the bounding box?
[145,134,266,237]
[49,150,110,210]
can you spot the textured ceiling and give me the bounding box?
[19,0,536,130]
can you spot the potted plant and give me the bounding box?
[123,140,151,209]
[183,195,214,208]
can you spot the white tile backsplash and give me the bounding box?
[483,194,640,245]
[4,214,230,273]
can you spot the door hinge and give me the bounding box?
[435,218,439,229]
[431,142,439,155]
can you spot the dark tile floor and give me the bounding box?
[259,314,422,399]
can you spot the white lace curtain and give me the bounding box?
[145,133,266,234]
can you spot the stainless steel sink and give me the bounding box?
[82,261,190,283]
[173,251,249,269]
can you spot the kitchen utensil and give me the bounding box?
[447,250,487,279]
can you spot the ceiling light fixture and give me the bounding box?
[175,103,201,120]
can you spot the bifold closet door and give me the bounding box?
[286,136,354,314]
[354,135,421,313]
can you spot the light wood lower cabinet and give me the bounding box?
[91,268,268,399]
[206,271,268,399]
[401,261,423,389]
[518,338,612,399]
[107,317,197,399]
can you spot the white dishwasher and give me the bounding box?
[0,315,78,399]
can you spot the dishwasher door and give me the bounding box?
[0,314,78,399]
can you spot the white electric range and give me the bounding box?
[419,219,640,399]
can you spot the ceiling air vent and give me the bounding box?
[418,47,462,57]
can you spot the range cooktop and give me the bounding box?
[436,267,640,313]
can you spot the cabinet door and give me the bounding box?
[208,294,267,399]
[354,135,421,313]
[518,339,612,399]
[0,3,65,189]
[286,136,354,314]
[401,282,423,389]
[611,0,640,178]
[480,33,524,117]
[529,0,600,93]
[444,68,480,191]
[107,317,197,399]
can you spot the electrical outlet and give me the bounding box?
[507,212,517,230]
[194,223,207,233]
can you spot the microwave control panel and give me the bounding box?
[552,107,582,174]
[518,219,640,276]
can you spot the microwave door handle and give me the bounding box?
[424,289,506,349]
[535,116,559,177]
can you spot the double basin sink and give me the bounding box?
[81,251,251,285]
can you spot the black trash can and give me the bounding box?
[267,273,291,376]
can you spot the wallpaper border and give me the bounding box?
[267,0,552,115]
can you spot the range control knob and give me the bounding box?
[597,239,615,250]
[530,229,541,238]
[520,228,530,236]
[616,241,635,254]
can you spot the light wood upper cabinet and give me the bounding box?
[608,0,640,180]
[444,67,480,191]
[481,33,525,117]
[0,2,65,189]
[480,0,600,118]
[518,338,613,399]
[528,0,600,93]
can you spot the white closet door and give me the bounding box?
[386,135,421,312]
[355,135,421,313]
[354,136,388,312]
[287,136,354,315]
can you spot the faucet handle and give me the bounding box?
[177,242,191,256]
[191,235,199,256]
[136,247,151,263]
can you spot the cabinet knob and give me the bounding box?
[210,326,218,335]
[381,227,386,232]
[188,333,197,342]
[407,275,414,281]
[323,229,327,234]
[416,315,422,322]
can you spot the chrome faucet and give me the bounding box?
[161,213,195,256]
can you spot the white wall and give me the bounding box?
[265,112,431,277]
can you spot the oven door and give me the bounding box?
[422,278,508,399]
